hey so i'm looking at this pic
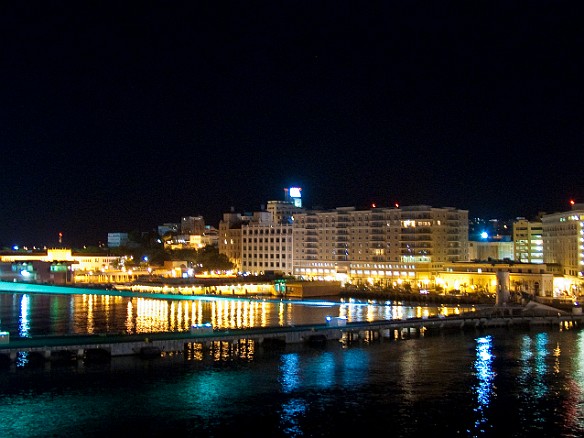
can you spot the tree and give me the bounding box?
[196,245,234,272]
[169,249,198,264]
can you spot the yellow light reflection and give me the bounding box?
[86,294,94,334]
[125,300,134,333]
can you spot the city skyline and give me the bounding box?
[0,193,574,250]
[1,1,582,247]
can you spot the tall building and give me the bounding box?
[220,201,469,287]
[513,218,543,263]
[218,209,251,270]
[542,203,584,294]
[219,201,302,276]
[240,207,296,276]
[292,205,468,286]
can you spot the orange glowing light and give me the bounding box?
[570,199,575,206]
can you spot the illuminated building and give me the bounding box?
[438,260,553,297]
[165,225,218,250]
[541,203,584,296]
[284,186,302,207]
[107,232,129,248]
[512,217,543,263]
[468,240,514,261]
[0,259,74,284]
[218,209,250,269]
[0,248,122,284]
[219,201,302,277]
[292,205,468,286]
[220,200,469,287]
[159,214,217,250]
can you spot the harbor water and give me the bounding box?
[1,290,584,437]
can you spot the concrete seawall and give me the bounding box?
[1,312,582,365]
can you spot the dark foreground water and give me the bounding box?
[1,292,584,437]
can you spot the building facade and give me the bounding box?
[216,198,584,302]
[181,216,205,235]
[219,201,303,276]
[468,240,514,261]
[0,249,121,285]
[541,204,584,296]
[164,225,218,250]
[438,260,553,298]
[218,210,249,269]
[292,205,468,287]
[513,218,544,263]
[107,232,129,248]
[219,202,469,287]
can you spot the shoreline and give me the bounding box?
[338,289,496,306]
[3,280,576,313]
[338,289,581,313]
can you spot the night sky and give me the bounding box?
[1,1,583,248]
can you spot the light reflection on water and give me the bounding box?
[0,292,473,337]
[1,311,584,436]
[473,335,495,436]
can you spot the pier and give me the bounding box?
[1,308,582,365]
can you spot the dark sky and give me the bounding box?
[1,1,583,248]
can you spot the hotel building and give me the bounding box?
[292,204,468,288]
[541,203,584,295]
[219,200,469,289]
[219,201,301,276]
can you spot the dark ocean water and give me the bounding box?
[1,292,583,437]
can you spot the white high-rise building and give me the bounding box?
[542,204,584,294]
[292,205,468,286]
[219,201,303,276]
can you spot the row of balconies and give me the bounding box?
[290,242,461,252]
[297,227,464,234]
